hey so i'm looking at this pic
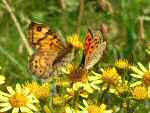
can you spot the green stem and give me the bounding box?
[99,85,110,103]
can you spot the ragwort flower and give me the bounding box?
[67,34,83,49]
[130,62,150,87]
[79,100,113,113]
[0,84,38,113]
[23,81,50,100]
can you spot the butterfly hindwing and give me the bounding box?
[29,49,59,79]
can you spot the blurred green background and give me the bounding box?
[0,0,149,82]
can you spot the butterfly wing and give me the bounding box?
[29,22,51,48]
[51,45,75,76]
[29,22,74,79]
[29,49,59,79]
[84,29,93,55]
[84,31,106,70]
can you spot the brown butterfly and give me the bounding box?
[28,22,74,79]
[83,29,106,69]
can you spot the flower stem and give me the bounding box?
[98,85,110,103]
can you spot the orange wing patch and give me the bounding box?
[84,30,106,70]
[84,29,93,55]
[29,22,52,48]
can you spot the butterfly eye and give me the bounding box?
[37,26,42,31]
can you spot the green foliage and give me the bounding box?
[0,0,150,112]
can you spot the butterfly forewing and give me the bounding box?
[29,22,50,49]
[84,31,106,70]
[84,29,93,55]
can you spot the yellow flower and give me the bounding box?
[65,105,81,113]
[23,81,50,100]
[67,34,83,49]
[0,84,38,113]
[52,96,63,106]
[130,62,150,87]
[132,86,149,100]
[79,100,112,113]
[92,68,122,94]
[115,59,131,69]
[101,68,121,86]
[116,81,128,95]
[61,65,101,100]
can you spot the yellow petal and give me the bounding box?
[130,74,143,79]
[91,80,103,84]
[83,99,88,107]
[0,95,9,102]
[27,94,39,103]
[0,102,11,107]
[7,86,15,95]
[88,76,101,81]
[89,83,100,90]
[65,106,72,113]
[20,107,33,113]
[137,62,147,72]
[0,105,12,112]
[130,66,144,75]
[130,81,143,87]
[83,83,93,93]
[104,110,113,113]
[15,84,21,93]
[91,71,101,76]
[0,91,11,97]
[73,82,82,91]
[26,103,37,111]
[12,108,19,113]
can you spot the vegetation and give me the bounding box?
[0,0,149,113]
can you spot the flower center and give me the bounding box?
[88,104,106,113]
[102,68,120,86]
[9,93,27,107]
[132,86,148,100]
[144,71,150,86]
[70,68,88,83]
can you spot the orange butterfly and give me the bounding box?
[69,29,106,82]
[28,22,74,79]
[82,29,106,69]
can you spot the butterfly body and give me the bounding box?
[29,22,74,79]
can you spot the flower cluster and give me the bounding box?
[0,36,149,113]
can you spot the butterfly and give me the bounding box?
[69,29,106,82]
[82,29,106,70]
[28,22,74,79]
